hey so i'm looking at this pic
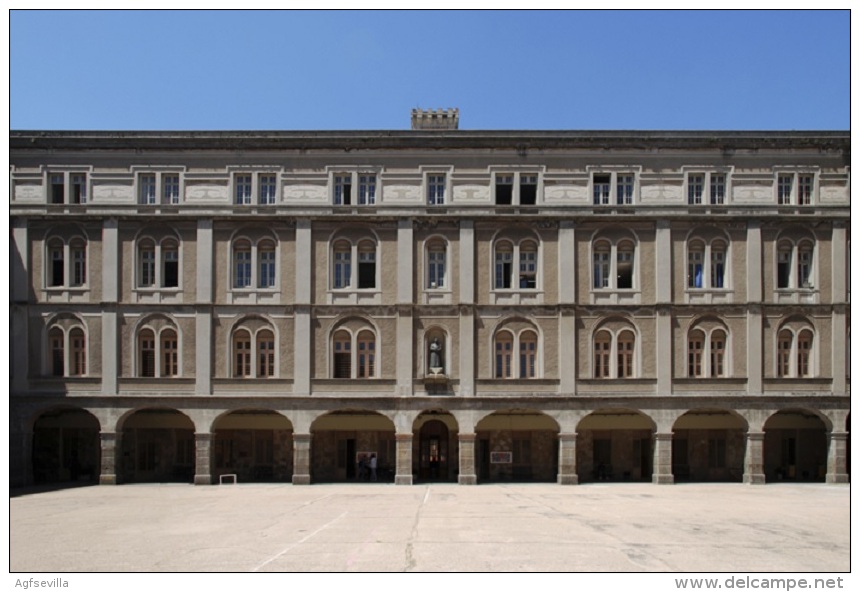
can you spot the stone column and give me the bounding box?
[99,431,119,485]
[396,308,413,397]
[651,432,674,484]
[395,433,414,485]
[746,222,763,397]
[9,431,33,488]
[194,432,213,485]
[292,433,312,485]
[557,433,578,485]
[826,431,849,484]
[457,433,477,485]
[743,431,766,484]
[656,307,673,396]
[195,219,213,396]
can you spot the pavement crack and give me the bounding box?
[404,486,430,572]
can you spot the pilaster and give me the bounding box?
[656,306,672,395]
[831,309,847,396]
[651,432,674,484]
[102,218,119,302]
[558,310,577,395]
[558,221,576,303]
[195,313,212,395]
[194,432,213,485]
[397,219,414,304]
[457,433,477,485]
[395,433,414,485]
[746,308,763,396]
[396,307,413,397]
[459,219,474,304]
[293,307,312,396]
[743,431,766,484]
[101,311,118,395]
[196,218,213,303]
[99,431,118,485]
[655,220,672,304]
[295,219,312,304]
[825,431,849,484]
[557,433,579,485]
[292,433,312,485]
[459,309,475,397]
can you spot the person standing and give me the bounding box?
[369,453,378,482]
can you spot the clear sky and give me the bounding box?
[9,9,851,131]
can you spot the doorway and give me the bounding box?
[419,420,449,481]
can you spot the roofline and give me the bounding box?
[9,129,850,152]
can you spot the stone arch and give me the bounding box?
[763,408,828,482]
[31,406,101,485]
[310,409,396,482]
[474,409,559,483]
[576,408,656,483]
[671,408,748,482]
[211,409,293,482]
[117,407,195,484]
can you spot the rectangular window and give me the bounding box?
[428,249,445,289]
[71,247,86,286]
[710,174,726,205]
[140,174,157,205]
[428,174,446,205]
[593,174,611,205]
[688,174,705,205]
[688,251,704,288]
[235,174,252,205]
[162,249,179,288]
[259,174,277,205]
[519,251,537,289]
[495,341,512,378]
[617,250,634,289]
[235,340,251,377]
[520,175,537,205]
[71,335,86,376]
[51,248,64,286]
[777,250,791,289]
[50,175,65,204]
[334,175,352,205]
[358,250,376,289]
[51,336,64,376]
[710,250,725,289]
[334,341,351,378]
[519,341,536,378]
[594,340,610,378]
[798,250,812,287]
[358,340,375,378]
[163,174,180,204]
[140,249,156,287]
[688,338,703,377]
[617,340,634,378]
[495,251,513,289]
[234,251,252,288]
[797,338,811,377]
[798,175,813,205]
[593,252,610,289]
[71,174,87,204]
[141,337,156,377]
[710,337,725,378]
[358,174,376,205]
[777,174,793,205]
[259,250,276,288]
[496,175,513,205]
[617,174,634,205]
[777,337,792,377]
[334,251,351,289]
[258,340,275,377]
[162,337,178,377]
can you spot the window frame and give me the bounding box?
[493,237,541,292]
[686,235,729,291]
[776,324,816,378]
[491,170,542,206]
[331,326,378,379]
[231,324,278,379]
[330,237,379,292]
[45,323,88,377]
[687,323,730,378]
[45,169,90,205]
[230,236,279,292]
[684,169,731,206]
[588,168,639,206]
[591,236,638,292]
[135,169,184,205]
[44,235,89,290]
[229,169,281,206]
[774,169,818,206]
[592,324,638,379]
[493,327,541,379]
[775,237,816,291]
[136,236,183,291]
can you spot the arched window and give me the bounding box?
[333,241,352,289]
[357,240,377,289]
[591,233,637,291]
[162,240,179,288]
[139,329,156,377]
[776,322,816,378]
[331,325,377,379]
[687,321,730,378]
[45,319,88,377]
[593,323,637,379]
[137,236,181,289]
[233,330,252,377]
[69,328,86,376]
[258,240,276,289]
[49,327,64,376]
[494,237,540,291]
[687,232,730,291]
[161,329,178,377]
[231,236,278,290]
[233,240,252,289]
[494,327,540,379]
[46,235,88,289]
[331,237,378,291]
[776,234,816,290]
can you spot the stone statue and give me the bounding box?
[429,338,443,373]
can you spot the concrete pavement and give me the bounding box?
[9,482,850,572]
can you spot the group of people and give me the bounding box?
[356,453,378,481]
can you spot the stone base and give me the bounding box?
[194,475,212,485]
[395,475,413,486]
[458,474,477,485]
[99,474,117,485]
[292,474,311,485]
[826,473,850,484]
[557,474,579,485]
[652,474,675,485]
[743,473,766,485]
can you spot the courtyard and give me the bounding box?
[9,482,850,572]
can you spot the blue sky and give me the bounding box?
[9,9,851,131]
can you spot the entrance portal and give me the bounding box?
[419,420,449,481]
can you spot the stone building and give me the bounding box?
[8,110,851,487]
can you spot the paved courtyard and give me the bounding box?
[9,482,850,572]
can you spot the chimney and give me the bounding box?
[411,108,459,130]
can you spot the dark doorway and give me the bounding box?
[419,420,449,481]
[478,438,490,481]
[345,438,356,479]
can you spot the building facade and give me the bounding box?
[9,112,851,487]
